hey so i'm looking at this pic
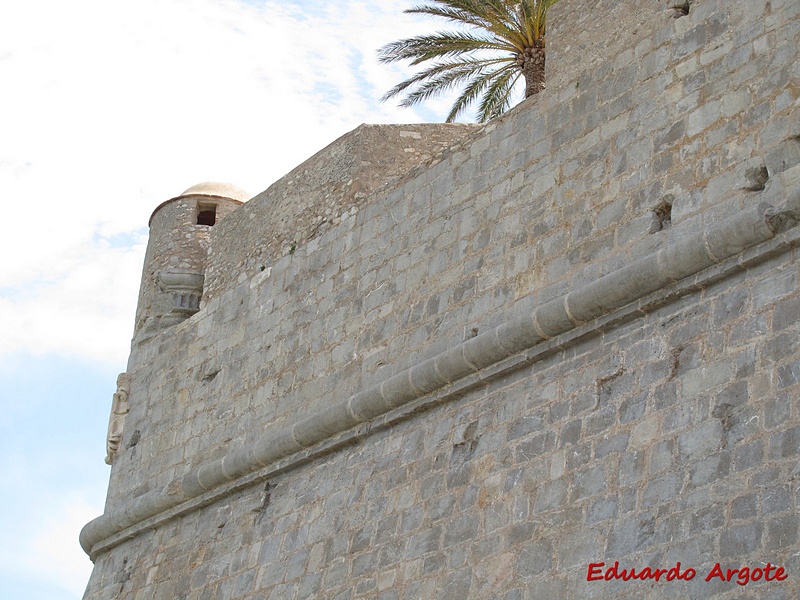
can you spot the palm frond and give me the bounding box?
[378,0,561,122]
[516,0,553,43]
[378,31,517,65]
[382,61,484,104]
[405,4,492,29]
[446,63,519,122]
[382,57,513,105]
[475,65,518,121]
[406,0,531,51]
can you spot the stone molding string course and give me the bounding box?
[80,184,800,559]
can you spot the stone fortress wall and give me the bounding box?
[82,0,800,598]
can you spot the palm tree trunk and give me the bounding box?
[522,42,546,97]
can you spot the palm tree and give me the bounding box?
[378,0,560,122]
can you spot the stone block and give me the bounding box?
[766,136,800,176]
[766,514,799,550]
[533,479,569,514]
[517,540,554,577]
[719,522,763,557]
[679,420,723,460]
[689,452,731,488]
[642,471,681,507]
[687,99,723,137]
[768,425,800,459]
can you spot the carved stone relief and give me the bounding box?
[105,373,131,465]
[158,271,204,316]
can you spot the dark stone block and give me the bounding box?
[517,540,554,577]
[559,419,583,447]
[730,493,757,520]
[762,484,792,514]
[587,497,618,525]
[690,505,724,531]
[720,522,763,557]
[595,432,630,458]
[642,471,681,506]
[769,425,800,459]
[507,414,545,441]
[732,439,763,472]
[766,514,799,550]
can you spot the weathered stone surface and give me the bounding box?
[203,123,478,301]
[83,0,800,598]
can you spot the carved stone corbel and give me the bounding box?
[158,271,205,316]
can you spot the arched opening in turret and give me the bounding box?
[197,203,217,226]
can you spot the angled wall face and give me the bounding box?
[83,0,800,598]
[202,123,479,301]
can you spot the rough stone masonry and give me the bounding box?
[82,0,800,598]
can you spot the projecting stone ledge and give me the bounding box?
[203,123,479,300]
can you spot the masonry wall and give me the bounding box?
[83,0,800,597]
[203,123,477,301]
[91,253,800,598]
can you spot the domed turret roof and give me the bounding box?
[148,182,251,227]
[178,181,251,202]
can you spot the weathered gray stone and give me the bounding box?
[720,522,763,557]
[82,0,800,597]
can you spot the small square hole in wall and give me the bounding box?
[649,196,674,233]
[671,1,691,17]
[197,203,217,226]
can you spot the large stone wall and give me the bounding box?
[88,248,800,598]
[82,0,800,598]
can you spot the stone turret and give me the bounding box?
[132,182,249,343]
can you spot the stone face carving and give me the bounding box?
[105,373,131,465]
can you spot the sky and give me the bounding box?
[0,1,477,597]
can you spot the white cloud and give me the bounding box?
[0,243,145,363]
[1,0,459,364]
[29,495,98,596]
[0,436,107,599]
[2,490,99,598]
[0,1,481,596]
